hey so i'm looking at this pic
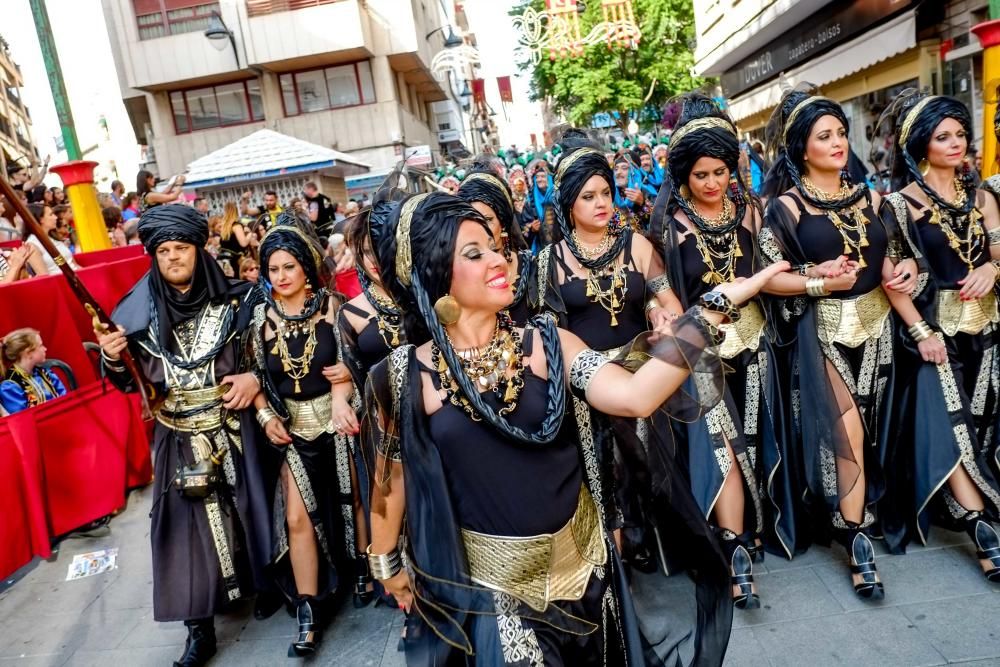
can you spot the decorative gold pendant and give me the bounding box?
[293,379,301,393]
[610,311,618,327]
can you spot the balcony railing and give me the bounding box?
[246,0,345,18]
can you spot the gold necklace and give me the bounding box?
[800,176,870,268]
[432,316,525,419]
[685,196,742,284]
[272,301,318,394]
[571,230,627,326]
[10,365,57,407]
[927,179,984,271]
[690,195,734,230]
[369,287,402,347]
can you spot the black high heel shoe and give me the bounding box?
[174,618,216,667]
[964,513,1000,583]
[721,531,759,610]
[746,537,765,564]
[847,530,884,600]
[354,555,375,608]
[289,597,319,657]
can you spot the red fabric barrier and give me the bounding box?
[74,245,145,267]
[0,382,152,579]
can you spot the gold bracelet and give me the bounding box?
[805,277,829,298]
[908,320,934,343]
[991,259,1000,282]
[366,545,402,580]
[645,298,660,314]
[256,407,278,428]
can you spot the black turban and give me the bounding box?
[457,170,527,252]
[258,224,326,293]
[138,203,208,253]
[667,94,740,188]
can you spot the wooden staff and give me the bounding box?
[0,177,151,419]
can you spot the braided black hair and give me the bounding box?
[553,128,629,269]
[761,88,868,210]
[874,89,975,216]
[377,191,567,445]
[457,168,528,253]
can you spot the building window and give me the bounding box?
[279,61,376,117]
[134,0,220,41]
[169,79,264,134]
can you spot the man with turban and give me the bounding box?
[96,204,270,667]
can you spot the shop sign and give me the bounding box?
[721,0,912,98]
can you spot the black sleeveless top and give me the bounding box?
[786,191,887,297]
[342,301,395,375]
[554,240,646,350]
[673,217,755,304]
[422,334,582,536]
[220,224,247,257]
[900,192,989,288]
[265,316,338,400]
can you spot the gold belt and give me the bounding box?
[461,486,607,612]
[816,287,890,349]
[156,385,227,432]
[718,302,766,359]
[284,394,334,441]
[936,290,999,336]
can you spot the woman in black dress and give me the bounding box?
[251,225,355,655]
[219,201,256,275]
[759,90,917,598]
[458,169,536,325]
[365,190,787,665]
[876,91,1000,581]
[537,131,683,570]
[651,94,796,608]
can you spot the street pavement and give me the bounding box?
[1,484,999,666]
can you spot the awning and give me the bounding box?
[728,10,917,123]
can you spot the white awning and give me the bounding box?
[728,10,917,123]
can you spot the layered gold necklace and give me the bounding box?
[800,176,870,268]
[684,195,742,285]
[432,315,525,420]
[927,179,984,272]
[272,301,318,394]
[572,229,627,326]
[369,287,402,347]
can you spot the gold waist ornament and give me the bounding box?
[718,302,766,359]
[936,290,999,336]
[816,287,890,348]
[284,393,334,441]
[461,486,607,612]
[156,385,227,432]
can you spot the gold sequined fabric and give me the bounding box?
[816,288,891,349]
[935,290,999,337]
[718,302,766,359]
[461,486,607,612]
[156,385,227,432]
[284,394,335,441]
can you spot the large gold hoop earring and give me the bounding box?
[434,294,461,326]
[918,159,930,177]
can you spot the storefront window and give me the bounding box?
[841,79,917,190]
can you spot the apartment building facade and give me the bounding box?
[0,36,40,176]
[102,0,455,185]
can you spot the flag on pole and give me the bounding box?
[472,78,487,106]
[497,76,513,103]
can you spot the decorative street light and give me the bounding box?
[425,25,464,48]
[204,11,239,68]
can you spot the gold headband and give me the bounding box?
[394,193,431,287]
[461,172,514,212]
[669,117,737,148]
[555,147,604,186]
[782,96,837,143]
[899,96,939,149]
[260,224,323,274]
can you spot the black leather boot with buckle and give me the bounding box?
[354,554,375,608]
[174,618,217,667]
[962,511,1000,583]
[720,529,759,610]
[839,523,884,600]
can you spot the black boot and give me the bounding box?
[963,511,1000,583]
[354,555,375,608]
[174,618,217,667]
[840,524,884,600]
[720,530,759,610]
[289,597,319,657]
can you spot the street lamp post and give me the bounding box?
[204,11,239,68]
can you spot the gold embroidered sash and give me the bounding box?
[816,287,891,349]
[284,394,335,441]
[936,290,999,336]
[718,302,766,359]
[156,385,227,432]
[461,485,607,612]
